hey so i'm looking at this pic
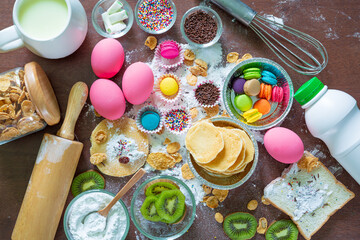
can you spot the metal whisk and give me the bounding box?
[210,0,328,75]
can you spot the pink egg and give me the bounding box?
[264,127,304,164]
[90,79,126,120]
[122,62,154,105]
[91,38,124,78]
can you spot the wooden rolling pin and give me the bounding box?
[12,82,88,240]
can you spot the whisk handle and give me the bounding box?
[210,0,256,26]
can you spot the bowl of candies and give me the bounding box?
[223,58,294,131]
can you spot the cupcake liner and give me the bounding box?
[194,80,221,108]
[154,74,182,104]
[163,107,192,135]
[154,40,185,69]
[136,105,164,134]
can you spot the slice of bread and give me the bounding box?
[264,151,355,240]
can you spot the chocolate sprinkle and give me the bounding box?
[195,83,220,106]
[184,10,218,44]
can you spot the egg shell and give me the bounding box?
[264,127,304,164]
[90,79,126,120]
[122,62,154,105]
[91,38,124,78]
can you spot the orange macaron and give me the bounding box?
[254,99,271,115]
[258,83,272,100]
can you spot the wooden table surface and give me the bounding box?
[1,0,359,239]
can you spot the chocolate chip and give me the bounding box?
[119,156,130,164]
[184,10,218,44]
[195,83,220,106]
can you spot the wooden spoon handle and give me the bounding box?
[99,169,146,217]
[57,82,88,140]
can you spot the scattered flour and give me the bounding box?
[325,27,339,40]
[346,32,360,40]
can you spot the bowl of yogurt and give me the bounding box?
[64,189,130,240]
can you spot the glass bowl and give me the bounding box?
[131,176,196,240]
[135,0,177,34]
[187,117,259,190]
[92,0,134,38]
[223,58,294,131]
[64,189,130,240]
[180,6,223,48]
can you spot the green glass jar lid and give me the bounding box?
[294,77,325,106]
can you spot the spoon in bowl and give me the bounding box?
[82,168,146,228]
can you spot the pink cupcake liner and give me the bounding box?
[154,74,182,104]
[136,105,164,134]
[154,40,185,69]
[163,107,192,135]
[193,80,221,108]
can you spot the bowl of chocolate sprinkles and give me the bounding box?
[180,6,223,48]
[194,81,220,108]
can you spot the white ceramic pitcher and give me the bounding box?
[0,0,88,59]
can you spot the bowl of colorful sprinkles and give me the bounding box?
[223,58,294,131]
[135,0,177,34]
[164,108,191,135]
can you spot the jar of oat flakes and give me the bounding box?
[0,62,60,144]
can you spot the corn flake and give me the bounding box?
[212,189,229,202]
[171,152,182,163]
[186,74,197,86]
[195,59,208,70]
[215,212,224,223]
[257,217,267,234]
[227,52,239,63]
[163,138,171,145]
[167,142,180,154]
[190,107,198,119]
[181,163,195,180]
[203,185,212,195]
[90,153,107,165]
[145,36,157,50]
[0,127,20,141]
[0,75,11,92]
[94,130,107,144]
[247,200,258,210]
[206,196,219,208]
[184,49,195,61]
[146,152,176,170]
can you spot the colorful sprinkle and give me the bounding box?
[165,109,189,132]
[137,0,174,31]
[116,139,131,157]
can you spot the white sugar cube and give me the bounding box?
[107,21,127,34]
[107,0,123,15]
[108,9,128,24]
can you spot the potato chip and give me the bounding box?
[227,52,239,63]
[144,36,157,50]
[202,185,212,195]
[204,105,219,117]
[146,152,176,170]
[215,212,224,223]
[184,59,194,66]
[181,163,195,180]
[257,217,267,234]
[0,112,10,120]
[167,142,180,154]
[171,152,182,163]
[195,59,208,70]
[21,100,35,116]
[163,138,171,145]
[206,196,219,208]
[0,75,11,92]
[190,107,198,119]
[186,74,197,86]
[0,127,20,141]
[261,195,270,205]
[94,130,107,144]
[90,153,107,165]
[247,200,258,210]
[184,49,195,61]
[212,189,229,202]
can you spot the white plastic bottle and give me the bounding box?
[295,77,360,185]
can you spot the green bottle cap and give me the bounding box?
[294,77,325,106]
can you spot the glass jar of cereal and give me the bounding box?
[0,62,60,144]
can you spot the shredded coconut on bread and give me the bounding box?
[264,151,355,240]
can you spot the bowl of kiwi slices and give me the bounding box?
[130,175,196,240]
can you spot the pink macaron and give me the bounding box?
[272,86,284,102]
[160,41,180,59]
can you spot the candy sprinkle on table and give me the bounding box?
[137,0,174,31]
[165,109,189,132]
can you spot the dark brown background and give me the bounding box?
[1,0,359,239]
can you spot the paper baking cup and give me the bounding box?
[154,40,185,69]
[154,74,182,104]
[194,80,221,108]
[164,107,192,135]
[136,105,164,134]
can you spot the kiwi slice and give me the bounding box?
[140,196,162,222]
[155,189,186,224]
[265,220,298,240]
[71,170,105,196]
[145,182,178,197]
[223,212,257,240]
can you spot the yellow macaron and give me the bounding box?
[160,77,179,96]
